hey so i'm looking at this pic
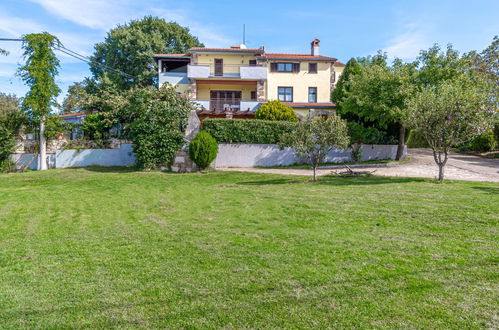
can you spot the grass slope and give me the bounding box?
[0,168,498,328]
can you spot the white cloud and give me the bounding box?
[151,8,234,47]
[382,23,431,61]
[27,0,132,30]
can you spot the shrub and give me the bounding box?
[203,119,297,144]
[44,115,70,139]
[255,100,298,122]
[82,113,114,140]
[126,85,191,169]
[470,134,496,152]
[494,121,499,145]
[347,122,386,144]
[189,131,218,170]
[0,126,16,172]
[406,129,429,148]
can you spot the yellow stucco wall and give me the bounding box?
[195,53,257,74]
[266,61,331,103]
[197,83,257,100]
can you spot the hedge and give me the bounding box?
[202,118,297,144]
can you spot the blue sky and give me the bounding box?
[1,0,498,106]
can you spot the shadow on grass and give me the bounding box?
[81,166,140,173]
[471,186,499,194]
[237,178,304,185]
[237,175,426,186]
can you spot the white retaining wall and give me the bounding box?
[11,144,135,170]
[213,144,407,168]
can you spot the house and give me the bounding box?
[153,39,344,119]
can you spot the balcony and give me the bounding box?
[187,64,267,80]
[158,72,188,86]
[187,65,210,79]
[191,99,261,112]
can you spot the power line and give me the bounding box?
[0,37,137,79]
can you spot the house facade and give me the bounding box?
[154,39,344,119]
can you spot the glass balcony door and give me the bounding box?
[210,91,242,111]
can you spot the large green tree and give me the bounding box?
[334,54,414,160]
[404,74,495,181]
[331,57,361,114]
[90,16,203,91]
[17,33,61,170]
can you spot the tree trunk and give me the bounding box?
[438,163,445,181]
[312,165,317,182]
[432,149,448,181]
[39,118,47,171]
[395,124,406,161]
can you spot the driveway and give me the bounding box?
[218,149,499,182]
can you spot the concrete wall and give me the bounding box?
[55,144,136,168]
[11,153,56,170]
[11,144,136,170]
[213,143,407,168]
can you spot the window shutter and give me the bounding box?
[293,63,300,72]
[270,63,277,72]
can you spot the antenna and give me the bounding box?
[243,24,246,45]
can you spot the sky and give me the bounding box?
[1,0,498,106]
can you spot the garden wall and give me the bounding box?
[213,144,407,167]
[11,144,135,170]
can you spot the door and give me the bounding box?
[214,58,223,76]
[210,91,241,111]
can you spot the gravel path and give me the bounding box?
[218,149,499,182]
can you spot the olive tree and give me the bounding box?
[280,113,350,181]
[404,74,495,181]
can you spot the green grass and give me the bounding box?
[255,158,409,169]
[0,168,498,328]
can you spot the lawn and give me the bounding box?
[0,168,497,328]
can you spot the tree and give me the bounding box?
[125,85,193,169]
[189,131,218,170]
[0,93,25,171]
[61,82,87,114]
[338,57,414,160]
[280,113,350,182]
[17,33,61,170]
[404,74,495,181]
[90,16,203,91]
[255,100,298,121]
[331,57,361,114]
[0,93,26,134]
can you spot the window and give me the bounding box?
[214,58,223,76]
[308,63,317,74]
[249,60,257,66]
[270,62,300,73]
[308,87,317,103]
[250,91,257,100]
[278,87,293,102]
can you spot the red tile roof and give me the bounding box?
[189,47,264,53]
[334,61,346,66]
[152,53,189,58]
[59,112,86,117]
[257,53,336,61]
[283,102,336,108]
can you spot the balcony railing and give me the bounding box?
[187,64,267,80]
[191,99,261,111]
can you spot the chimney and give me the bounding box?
[311,38,320,56]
